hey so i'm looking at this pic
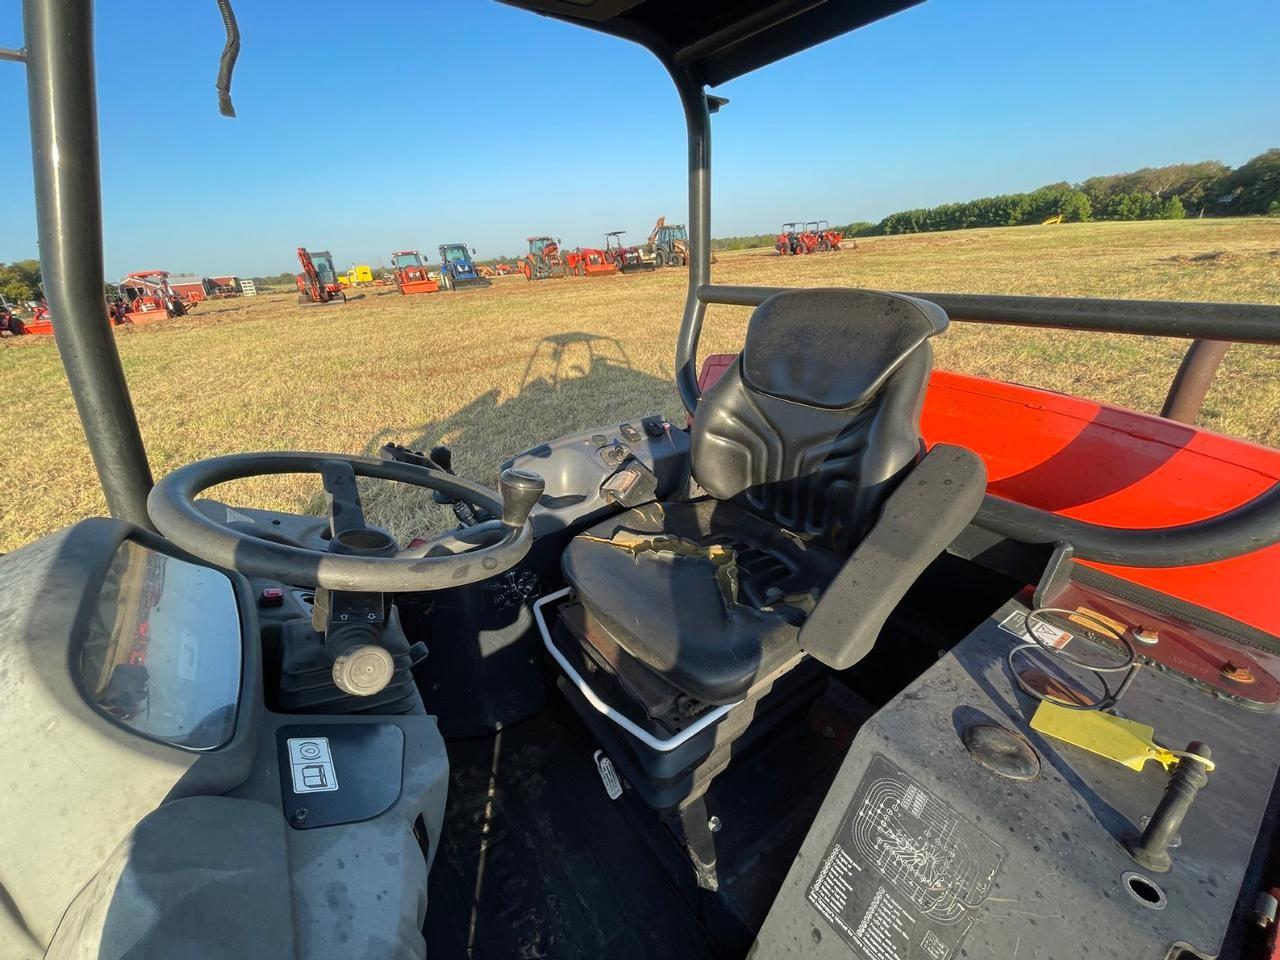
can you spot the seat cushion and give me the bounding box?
[561,499,843,705]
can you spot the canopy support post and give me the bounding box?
[24,0,155,529]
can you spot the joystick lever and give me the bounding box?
[500,468,545,527]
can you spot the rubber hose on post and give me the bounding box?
[215,0,240,117]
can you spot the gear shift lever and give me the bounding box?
[500,468,545,527]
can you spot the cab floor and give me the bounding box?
[423,681,869,959]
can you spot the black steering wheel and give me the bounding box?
[147,452,545,592]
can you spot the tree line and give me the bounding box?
[0,260,41,303]
[711,149,1279,247]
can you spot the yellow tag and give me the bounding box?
[1030,701,1177,772]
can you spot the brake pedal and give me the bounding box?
[593,750,623,800]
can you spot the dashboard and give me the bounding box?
[0,518,448,960]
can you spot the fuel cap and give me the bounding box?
[332,644,395,697]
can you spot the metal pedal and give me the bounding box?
[593,750,623,800]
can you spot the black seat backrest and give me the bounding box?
[689,289,947,554]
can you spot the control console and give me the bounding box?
[503,415,690,536]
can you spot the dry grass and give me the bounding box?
[2,218,1277,553]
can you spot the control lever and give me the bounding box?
[500,468,545,528]
[380,442,486,526]
[429,445,453,472]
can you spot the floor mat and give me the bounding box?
[424,678,872,959]
[424,711,716,959]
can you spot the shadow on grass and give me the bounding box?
[352,332,680,538]
[362,332,672,464]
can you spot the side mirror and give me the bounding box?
[471,248,476,255]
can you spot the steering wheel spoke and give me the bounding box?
[320,460,367,536]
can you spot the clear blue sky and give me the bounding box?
[0,0,1276,278]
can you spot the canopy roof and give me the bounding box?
[498,0,921,87]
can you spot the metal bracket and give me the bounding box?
[1032,540,1075,608]
[0,47,26,63]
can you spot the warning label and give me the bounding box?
[807,754,1004,959]
[998,609,1072,650]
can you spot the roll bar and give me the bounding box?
[671,67,712,416]
[20,0,155,529]
[668,84,1280,569]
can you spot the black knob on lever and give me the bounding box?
[499,468,545,527]
[429,445,454,473]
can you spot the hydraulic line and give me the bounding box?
[214,0,239,117]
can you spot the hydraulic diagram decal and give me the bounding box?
[807,754,1004,959]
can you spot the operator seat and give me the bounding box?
[551,289,987,878]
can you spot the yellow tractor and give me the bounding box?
[340,265,375,287]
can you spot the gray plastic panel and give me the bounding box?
[503,418,690,536]
[753,599,1280,959]
[0,519,262,956]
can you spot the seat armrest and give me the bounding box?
[799,444,987,670]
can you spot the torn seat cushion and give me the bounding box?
[561,498,843,705]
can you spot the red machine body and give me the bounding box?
[391,251,440,295]
[563,247,619,277]
[776,222,819,255]
[806,219,844,251]
[604,231,654,272]
[22,304,54,336]
[118,271,187,324]
[519,236,568,281]
[697,356,1280,635]
[295,248,347,305]
[792,224,820,254]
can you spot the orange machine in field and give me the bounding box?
[563,246,619,277]
[118,271,188,323]
[295,248,347,305]
[806,219,845,251]
[518,236,568,280]
[391,251,440,295]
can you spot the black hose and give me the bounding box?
[215,0,240,117]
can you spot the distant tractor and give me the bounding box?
[438,243,492,290]
[777,222,820,254]
[806,220,845,251]
[604,231,655,273]
[342,264,375,287]
[295,248,347,305]
[563,245,619,277]
[391,251,440,295]
[519,236,568,281]
[645,216,690,267]
[775,222,799,255]
[118,271,189,323]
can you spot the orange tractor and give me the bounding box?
[117,271,189,323]
[518,236,568,280]
[295,248,347,305]
[390,251,440,295]
[776,222,821,254]
[563,245,619,277]
[806,219,845,251]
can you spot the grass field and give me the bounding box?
[2,218,1277,554]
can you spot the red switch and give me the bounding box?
[259,587,285,607]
